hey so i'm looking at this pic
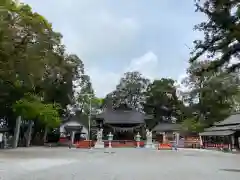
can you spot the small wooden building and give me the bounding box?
[59,115,88,144]
[152,122,181,143]
[199,113,240,150]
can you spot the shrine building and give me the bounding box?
[94,103,152,140]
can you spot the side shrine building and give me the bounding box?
[199,113,240,150]
[95,103,152,140]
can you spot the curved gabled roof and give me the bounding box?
[214,114,240,126]
[95,102,152,124]
[152,122,181,132]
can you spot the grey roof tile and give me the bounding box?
[214,114,240,126]
[95,103,152,124]
[205,124,240,131]
[100,109,145,124]
[199,130,234,136]
[152,123,181,132]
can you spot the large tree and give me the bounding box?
[144,78,188,128]
[0,0,91,145]
[182,60,239,130]
[190,0,240,72]
[104,71,150,110]
[0,1,86,118]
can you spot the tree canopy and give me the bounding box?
[104,71,150,110]
[181,60,239,130]
[190,0,240,73]
[0,0,93,144]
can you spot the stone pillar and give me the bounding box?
[12,116,21,148]
[71,131,75,145]
[175,132,180,145]
[26,121,34,147]
[199,135,203,148]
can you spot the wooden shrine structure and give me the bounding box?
[95,103,152,140]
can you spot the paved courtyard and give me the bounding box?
[0,147,240,180]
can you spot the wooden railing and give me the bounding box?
[59,138,204,149]
[75,140,145,148]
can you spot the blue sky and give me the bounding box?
[21,0,204,97]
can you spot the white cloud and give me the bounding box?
[72,12,140,59]
[127,51,159,79]
[88,51,160,97]
[20,0,141,60]
[86,67,121,98]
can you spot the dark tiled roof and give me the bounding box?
[95,102,152,124]
[98,109,146,124]
[152,123,181,132]
[62,114,89,128]
[95,112,105,119]
[214,114,240,126]
[199,130,234,136]
[64,125,83,132]
[205,124,240,131]
[0,127,10,132]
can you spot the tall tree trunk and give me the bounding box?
[43,126,48,144]
[26,121,34,147]
[12,116,21,148]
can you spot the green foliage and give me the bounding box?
[12,93,61,128]
[38,103,61,128]
[13,94,42,120]
[184,0,240,130]
[182,60,239,127]
[104,71,150,110]
[191,0,240,72]
[181,118,205,133]
[144,78,187,121]
[0,0,87,129]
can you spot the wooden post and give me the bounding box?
[12,116,21,148]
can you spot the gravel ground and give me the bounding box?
[0,147,240,180]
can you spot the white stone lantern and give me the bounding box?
[107,132,113,148]
[135,132,141,148]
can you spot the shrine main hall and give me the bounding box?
[94,103,152,140]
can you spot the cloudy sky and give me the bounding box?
[21,0,204,97]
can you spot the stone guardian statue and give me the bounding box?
[97,128,103,142]
[94,128,104,149]
[145,129,154,149]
